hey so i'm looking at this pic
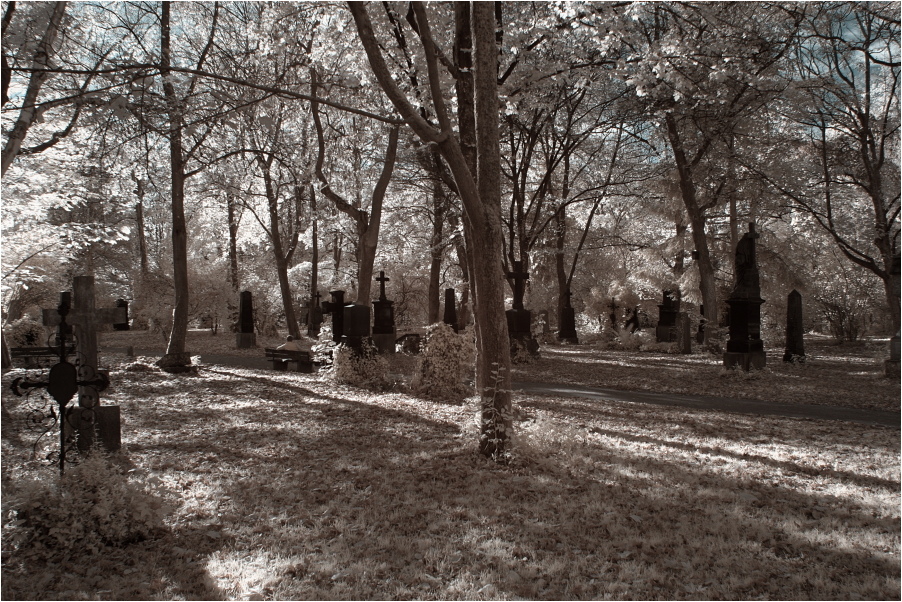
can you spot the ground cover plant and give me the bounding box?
[1,331,899,600]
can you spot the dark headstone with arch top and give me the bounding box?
[783,290,805,363]
[236,290,256,348]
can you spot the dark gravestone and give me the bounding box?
[678,312,692,354]
[886,253,901,377]
[299,300,310,326]
[321,290,346,343]
[506,261,539,357]
[443,288,459,332]
[558,287,579,344]
[656,290,680,343]
[113,299,130,330]
[342,304,371,350]
[724,223,766,371]
[308,291,323,338]
[236,290,256,348]
[372,271,396,354]
[783,290,805,363]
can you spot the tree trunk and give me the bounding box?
[426,151,447,323]
[308,183,320,336]
[256,154,301,340]
[665,113,718,340]
[1,1,67,176]
[134,179,149,277]
[158,2,191,371]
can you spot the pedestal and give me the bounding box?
[66,405,121,452]
[372,332,396,354]
[558,307,579,344]
[236,332,256,349]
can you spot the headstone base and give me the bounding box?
[236,332,256,349]
[885,360,900,379]
[372,332,396,354]
[723,351,766,371]
[66,405,121,452]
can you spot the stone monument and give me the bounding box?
[783,289,805,363]
[656,290,680,343]
[321,290,345,343]
[372,271,396,354]
[724,223,766,371]
[342,303,371,350]
[506,261,539,356]
[113,299,130,330]
[443,288,459,332]
[236,290,256,349]
[558,287,579,344]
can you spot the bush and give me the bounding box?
[3,453,168,560]
[4,317,47,347]
[411,323,475,402]
[331,341,391,391]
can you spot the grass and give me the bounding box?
[1,329,899,600]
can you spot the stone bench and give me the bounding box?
[264,348,316,373]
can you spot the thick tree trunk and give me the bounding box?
[426,151,447,324]
[134,181,149,277]
[309,184,320,336]
[665,113,718,340]
[227,192,240,291]
[158,2,191,370]
[1,1,66,176]
[555,206,567,327]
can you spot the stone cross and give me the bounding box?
[376,271,390,301]
[507,261,529,310]
[42,276,126,407]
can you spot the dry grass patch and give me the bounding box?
[2,354,898,600]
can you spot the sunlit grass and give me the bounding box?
[2,343,898,600]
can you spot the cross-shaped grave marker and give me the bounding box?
[41,276,125,451]
[376,270,390,301]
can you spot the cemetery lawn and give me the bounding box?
[0,332,898,600]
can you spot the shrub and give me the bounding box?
[411,323,475,402]
[3,453,168,560]
[331,341,391,391]
[5,317,47,347]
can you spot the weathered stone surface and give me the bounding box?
[724,223,766,370]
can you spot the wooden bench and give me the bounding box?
[8,346,76,366]
[264,348,316,373]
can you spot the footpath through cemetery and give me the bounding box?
[2,2,900,601]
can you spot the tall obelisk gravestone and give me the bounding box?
[723,223,766,371]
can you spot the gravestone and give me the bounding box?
[113,299,130,330]
[558,287,579,344]
[783,290,805,363]
[42,277,125,452]
[506,261,539,357]
[236,290,256,348]
[342,304,371,350]
[372,271,396,354]
[299,300,310,326]
[656,290,680,343]
[886,253,900,378]
[724,223,766,371]
[307,291,323,338]
[443,288,459,332]
[321,290,346,343]
[678,312,692,354]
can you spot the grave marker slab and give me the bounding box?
[783,290,805,363]
[236,290,256,348]
[656,290,680,343]
[724,223,766,371]
[372,271,396,354]
[506,261,539,357]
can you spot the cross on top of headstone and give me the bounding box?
[507,260,529,310]
[376,270,390,301]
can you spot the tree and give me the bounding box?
[349,2,512,458]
